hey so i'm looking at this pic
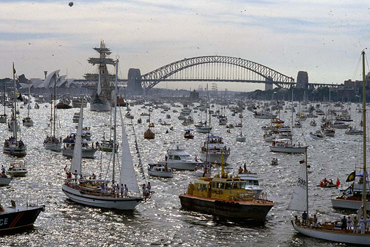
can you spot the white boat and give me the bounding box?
[236,117,246,142]
[63,59,143,210]
[148,163,173,178]
[270,139,307,154]
[237,170,263,199]
[323,128,335,137]
[158,144,201,171]
[62,139,97,159]
[253,111,277,119]
[200,135,230,164]
[309,130,325,140]
[291,51,370,245]
[6,161,27,177]
[72,112,80,123]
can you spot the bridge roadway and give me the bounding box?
[73,79,343,89]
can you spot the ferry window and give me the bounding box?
[212,182,216,188]
[174,156,181,160]
[217,183,225,189]
[254,181,259,185]
[225,182,232,189]
[240,182,246,189]
[197,184,201,190]
[232,182,240,189]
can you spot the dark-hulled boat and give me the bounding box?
[0,201,44,233]
[179,165,274,222]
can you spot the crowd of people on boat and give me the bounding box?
[295,212,370,234]
[44,136,62,144]
[238,164,251,174]
[4,137,24,148]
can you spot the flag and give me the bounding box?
[299,159,305,164]
[336,178,340,188]
[13,63,16,74]
[346,171,356,182]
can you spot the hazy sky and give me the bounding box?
[1,0,369,91]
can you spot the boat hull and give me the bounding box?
[3,147,27,157]
[44,142,62,152]
[0,205,44,232]
[200,153,230,164]
[62,149,97,159]
[0,177,11,186]
[179,194,273,221]
[270,146,306,154]
[62,185,142,210]
[292,221,370,245]
[331,197,370,211]
[158,161,199,171]
[90,99,111,112]
[148,171,173,178]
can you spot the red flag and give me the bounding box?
[336,178,340,188]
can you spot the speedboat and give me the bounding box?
[158,144,202,171]
[6,161,27,177]
[345,126,363,135]
[148,163,173,178]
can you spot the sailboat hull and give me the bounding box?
[62,148,97,159]
[62,184,142,210]
[44,142,62,152]
[292,221,370,245]
[270,146,306,154]
[0,177,11,186]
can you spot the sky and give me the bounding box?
[1,0,370,91]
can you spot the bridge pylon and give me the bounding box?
[127,68,143,95]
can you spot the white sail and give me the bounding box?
[288,161,307,211]
[120,113,140,193]
[71,104,83,175]
[97,72,102,95]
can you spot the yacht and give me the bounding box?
[6,161,27,177]
[158,144,201,171]
[200,135,230,164]
[148,163,173,178]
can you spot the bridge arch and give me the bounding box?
[141,55,295,90]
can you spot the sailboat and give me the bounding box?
[236,114,246,142]
[291,50,370,245]
[144,110,155,139]
[62,59,143,210]
[22,83,33,127]
[0,83,7,123]
[195,105,212,133]
[43,77,62,152]
[3,63,27,157]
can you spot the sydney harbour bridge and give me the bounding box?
[74,55,342,93]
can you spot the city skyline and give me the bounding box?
[0,0,369,91]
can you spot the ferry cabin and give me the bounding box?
[188,176,253,201]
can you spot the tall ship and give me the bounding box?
[85,41,115,112]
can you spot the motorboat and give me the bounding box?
[179,165,274,222]
[184,130,194,139]
[309,130,325,140]
[56,98,72,109]
[0,201,44,232]
[6,161,27,177]
[237,167,263,199]
[270,139,307,154]
[158,144,202,171]
[323,128,335,137]
[332,121,349,129]
[200,135,230,164]
[345,126,363,135]
[148,163,173,178]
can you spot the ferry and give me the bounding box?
[179,165,274,222]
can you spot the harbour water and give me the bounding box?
[0,101,365,246]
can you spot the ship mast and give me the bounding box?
[361,50,367,219]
